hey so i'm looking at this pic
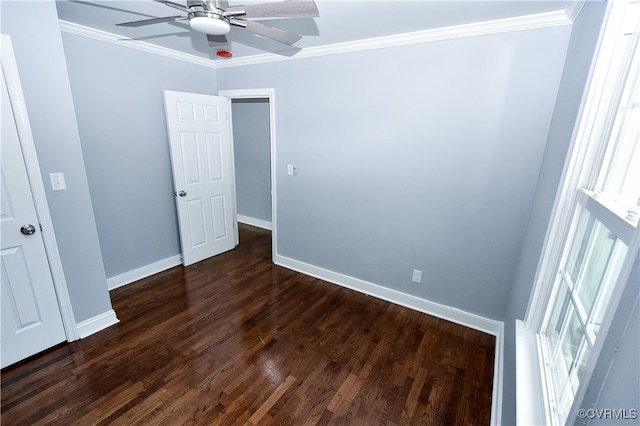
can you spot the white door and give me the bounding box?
[164,91,236,266]
[1,66,66,368]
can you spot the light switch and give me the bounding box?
[287,164,297,176]
[50,172,67,191]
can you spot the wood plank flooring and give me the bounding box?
[1,224,495,425]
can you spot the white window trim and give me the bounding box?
[518,1,640,425]
[524,2,633,331]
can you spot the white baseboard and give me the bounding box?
[76,309,119,339]
[107,255,182,291]
[492,322,504,426]
[237,215,272,230]
[274,254,502,335]
[273,253,504,425]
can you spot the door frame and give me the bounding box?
[218,88,277,260]
[1,34,78,341]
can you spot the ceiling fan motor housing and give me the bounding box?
[188,10,231,35]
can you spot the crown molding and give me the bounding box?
[58,20,218,68]
[564,0,587,22]
[212,9,573,69]
[60,8,573,70]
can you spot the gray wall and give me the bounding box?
[1,0,113,323]
[232,98,271,222]
[218,25,571,320]
[59,34,218,278]
[501,3,607,423]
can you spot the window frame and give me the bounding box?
[522,1,640,425]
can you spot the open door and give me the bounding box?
[164,90,236,266]
[1,57,66,368]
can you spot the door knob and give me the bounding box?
[20,224,36,235]
[178,191,187,197]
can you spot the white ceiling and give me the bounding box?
[55,0,575,60]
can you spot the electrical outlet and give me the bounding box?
[412,269,422,283]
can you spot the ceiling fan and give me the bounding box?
[116,0,319,50]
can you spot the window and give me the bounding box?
[526,2,640,425]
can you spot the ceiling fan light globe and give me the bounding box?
[189,17,230,35]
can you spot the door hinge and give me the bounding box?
[39,223,43,232]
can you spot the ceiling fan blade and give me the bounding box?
[207,34,231,49]
[152,0,190,13]
[69,0,160,16]
[225,1,319,18]
[116,15,185,27]
[231,19,302,45]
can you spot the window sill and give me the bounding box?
[515,319,547,425]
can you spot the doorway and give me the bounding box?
[219,89,276,259]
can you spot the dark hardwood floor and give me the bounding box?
[1,224,495,425]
